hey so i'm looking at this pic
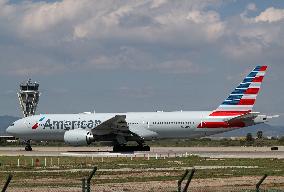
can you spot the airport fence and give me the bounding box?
[0,155,284,192]
[1,168,283,192]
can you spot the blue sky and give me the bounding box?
[0,0,283,125]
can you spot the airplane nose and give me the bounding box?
[6,126,15,135]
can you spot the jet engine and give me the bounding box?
[64,129,94,146]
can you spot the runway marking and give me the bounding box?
[61,152,144,157]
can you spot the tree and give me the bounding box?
[246,133,254,146]
[257,131,263,139]
[246,133,254,142]
[278,136,284,145]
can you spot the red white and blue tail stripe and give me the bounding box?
[210,66,267,117]
[197,66,268,129]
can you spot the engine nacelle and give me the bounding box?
[64,129,94,146]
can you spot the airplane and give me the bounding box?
[6,66,278,152]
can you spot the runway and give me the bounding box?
[0,146,284,158]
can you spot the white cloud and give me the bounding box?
[240,3,257,22]
[222,4,284,61]
[0,0,228,76]
[150,0,167,9]
[187,10,220,24]
[255,7,284,23]
[0,0,283,77]
[21,0,90,32]
[73,25,88,39]
[186,10,225,41]
[241,6,284,24]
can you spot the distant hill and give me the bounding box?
[211,123,284,138]
[0,115,20,136]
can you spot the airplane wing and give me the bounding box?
[91,115,154,147]
[91,115,129,136]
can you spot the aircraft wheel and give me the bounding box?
[113,145,123,152]
[25,146,32,151]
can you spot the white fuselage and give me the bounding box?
[7,111,237,142]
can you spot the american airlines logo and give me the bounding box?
[32,117,45,129]
[33,117,101,130]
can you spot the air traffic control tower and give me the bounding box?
[17,79,40,117]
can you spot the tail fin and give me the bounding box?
[210,66,268,117]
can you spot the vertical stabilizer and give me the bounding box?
[210,66,268,117]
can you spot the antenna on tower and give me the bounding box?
[17,79,40,117]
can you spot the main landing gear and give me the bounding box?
[112,134,150,152]
[113,138,150,152]
[24,140,32,151]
